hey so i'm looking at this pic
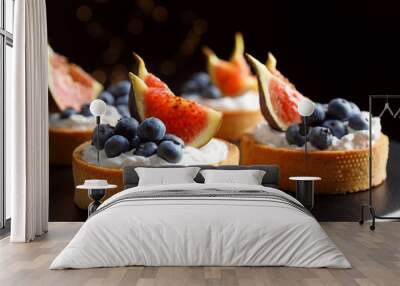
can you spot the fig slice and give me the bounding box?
[203,33,257,96]
[48,46,103,111]
[128,70,222,148]
[129,53,171,119]
[246,54,305,131]
[266,52,295,89]
[132,52,168,89]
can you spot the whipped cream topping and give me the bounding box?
[184,90,260,111]
[49,105,121,130]
[81,138,228,168]
[251,112,382,151]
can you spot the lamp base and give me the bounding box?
[296,180,314,210]
[87,188,106,216]
[289,176,321,211]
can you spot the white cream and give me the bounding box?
[81,138,228,168]
[251,112,382,151]
[184,90,260,111]
[49,105,121,129]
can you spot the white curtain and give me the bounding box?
[7,0,49,242]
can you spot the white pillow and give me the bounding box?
[200,169,266,185]
[135,167,200,186]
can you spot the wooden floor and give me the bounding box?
[0,222,399,286]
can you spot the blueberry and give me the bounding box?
[327,98,352,121]
[99,91,115,105]
[137,117,166,142]
[202,86,222,99]
[309,127,333,150]
[116,105,130,117]
[80,104,92,117]
[108,80,131,97]
[60,107,77,119]
[134,142,158,157]
[285,124,306,147]
[349,102,361,116]
[130,136,141,150]
[115,117,139,140]
[160,133,184,147]
[115,94,129,106]
[157,141,183,163]
[91,124,114,150]
[104,135,130,158]
[322,120,348,139]
[308,103,326,126]
[348,113,369,131]
[298,122,311,136]
[181,80,201,94]
[192,72,211,87]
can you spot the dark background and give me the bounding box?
[46,0,400,137]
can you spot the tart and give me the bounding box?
[49,108,95,165]
[241,133,388,194]
[48,46,130,165]
[181,33,263,141]
[48,46,101,165]
[240,54,389,194]
[49,105,122,165]
[72,56,240,209]
[49,127,92,165]
[72,139,239,209]
[183,89,263,141]
[215,109,264,141]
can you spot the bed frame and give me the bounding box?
[123,165,280,189]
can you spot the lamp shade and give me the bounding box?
[90,99,107,116]
[297,98,315,117]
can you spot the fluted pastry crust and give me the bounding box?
[240,133,389,194]
[72,140,240,209]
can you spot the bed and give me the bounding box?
[50,165,350,269]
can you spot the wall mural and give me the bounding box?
[46,0,398,223]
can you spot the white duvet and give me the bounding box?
[50,183,350,269]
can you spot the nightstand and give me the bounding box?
[76,180,117,216]
[289,176,321,210]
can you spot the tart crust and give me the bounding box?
[215,109,264,141]
[240,133,389,194]
[72,140,240,209]
[49,127,93,165]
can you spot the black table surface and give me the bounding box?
[49,141,400,222]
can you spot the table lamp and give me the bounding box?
[297,98,315,169]
[90,99,107,163]
[291,98,317,210]
[77,180,117,216]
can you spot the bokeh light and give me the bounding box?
[137,0,155,14]
[152,6,168,22]
[76,6,92,22]
[70,1,211,88]
[111,64,128,83]
[193,19,208,35]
